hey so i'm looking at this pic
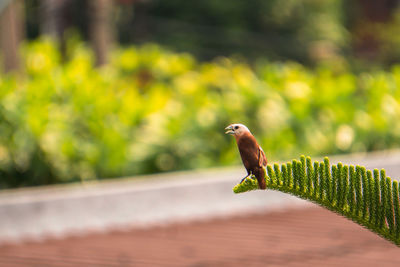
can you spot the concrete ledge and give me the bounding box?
[0,150,399,244]
[0,168,310,244]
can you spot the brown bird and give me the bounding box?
[225,123,267,189]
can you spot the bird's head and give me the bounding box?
[225,123,251,137]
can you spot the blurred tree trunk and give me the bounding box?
[40,0,68,39]
[89,0,114,66]
[0,0,24,73]
[40,0,71,61]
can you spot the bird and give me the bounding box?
[225,123,267,189]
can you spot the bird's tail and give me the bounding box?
[256,168,266,189]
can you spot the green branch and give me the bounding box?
[233,155,400,246]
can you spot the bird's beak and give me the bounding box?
[225,125,234,135]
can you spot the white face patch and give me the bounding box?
[230,123,251,136]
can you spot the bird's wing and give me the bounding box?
[258,146,267,167]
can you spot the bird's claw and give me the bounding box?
[240,175,253,184]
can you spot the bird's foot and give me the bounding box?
[240,175,253,184]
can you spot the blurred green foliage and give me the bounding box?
[1,38,400,188]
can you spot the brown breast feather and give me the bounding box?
[236,132,267,174]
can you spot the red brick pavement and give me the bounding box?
[0,206,399,266]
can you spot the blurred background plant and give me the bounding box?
[1,0,400,188]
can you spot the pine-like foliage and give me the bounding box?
[233,155,400,246]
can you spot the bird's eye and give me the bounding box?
[234,126,239,130]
